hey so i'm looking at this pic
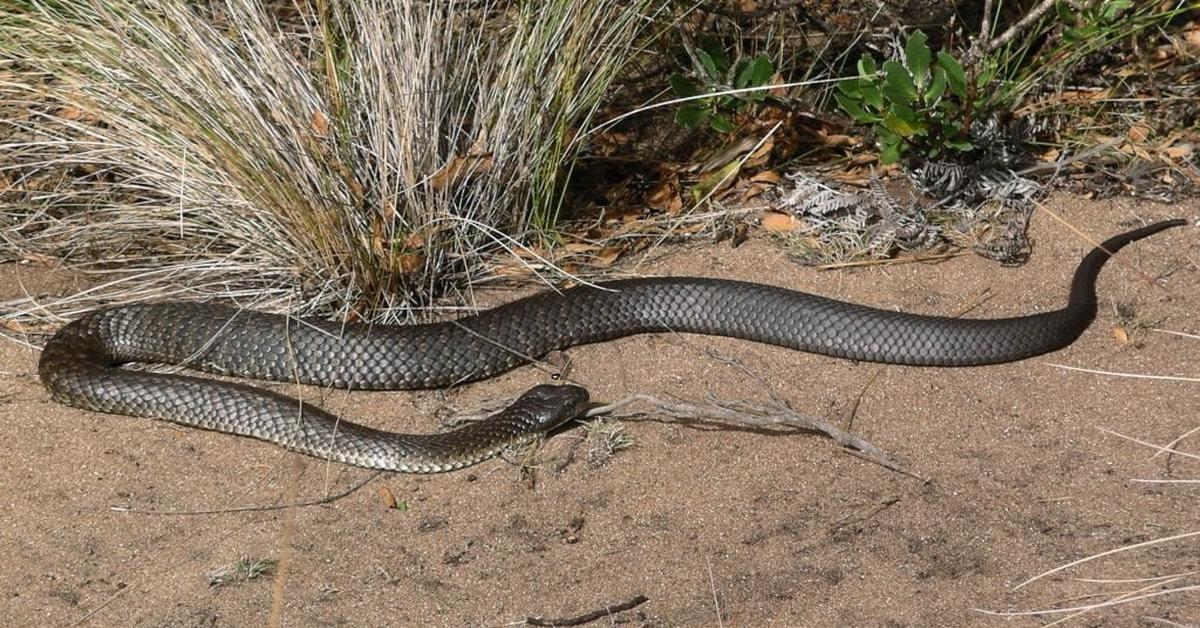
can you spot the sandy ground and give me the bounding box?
[1,195,1197,627]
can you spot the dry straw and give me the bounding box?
[0,0,654,324]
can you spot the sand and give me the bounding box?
[1,194,1196,627]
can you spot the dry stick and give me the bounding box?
[657,330,914,474]
[586,394,913,476]
[524,594,649,627]
[707,556,725,628]
[969,0,1058,62]
[979,0,996,43]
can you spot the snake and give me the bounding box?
[38,219,1184,473]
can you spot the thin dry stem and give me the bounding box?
[587,393,909,474]
[1,0,653,325]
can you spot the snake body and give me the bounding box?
[39,220,1184,472]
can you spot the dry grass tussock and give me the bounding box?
[0,0,654,324]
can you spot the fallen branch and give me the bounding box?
[586,393,912,476]
[525,594,649,627]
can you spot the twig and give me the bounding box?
[1012,530,1200,590]
[1016,138,1124,178]
[524,594,649,627]
[1049,363,1200,383]
[968,0,1058,64]
[979,0,996,42]
[707,557,725,628]
[586,393,908,474]
[109,471,383,515]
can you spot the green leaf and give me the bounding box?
[710,114,735,133]
[699,38,731,75]
[905,30,931,90]
[926,65,947,105]
[692,159,742,202]
[882,103,924,138]
[834,92,876,123]
[697,49,720,81]
[882,60,917,105]
[837,77,862,98]
[879,137,902,164]
[936,51,967,98]
[669,74,698,98]
[860,82,884,110]
[748,55,774,85]
[675,105,709,129]
[1101,0,1132,21]
[736,55,774,89]
[944,138,974,151]
[857,54,877,78]
[1055,1,1074,22]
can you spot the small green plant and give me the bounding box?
[980,1,1189,117]
[1060,0,1134,43]
[207,556,277,587]
[834,30,973,164]
[670,39,774,133]
[581,419,633,466]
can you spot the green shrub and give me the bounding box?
[834,30,973,164]
[669,39,774,133]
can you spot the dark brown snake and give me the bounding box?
[38,220,1184,472]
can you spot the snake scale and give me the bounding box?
[39,219,1184,472]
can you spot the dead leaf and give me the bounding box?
[742,170,781,201]
[403,230,424,250]
[822,134,858,147]
[1163,144,1193,159]
[692,160,742,203]
[1185,27,1200,50]
[761,212,799,232]
[494,263,535,278]
[750,170,782,184]
[564,242,599,254]
[1112,326,1130,345]
[311,110,330,136]
[743,135,775,169]
[593,247,622,266]
[20,252,58,266]
[394,253,425,275]
[646,174,683,214]
[1128,124,1152,143]
[431,152,495,191]
[57,106,85,121]
[513,246,550,260]
[698,137,758,172]
[377,486,397,509]
[768,73,789,99]
[731,224,749,248]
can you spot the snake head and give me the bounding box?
[517,384,591,430]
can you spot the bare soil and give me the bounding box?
[1,195,1197,627]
